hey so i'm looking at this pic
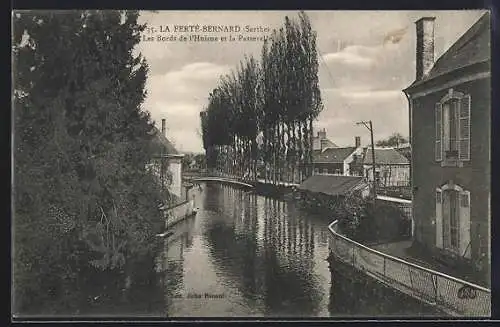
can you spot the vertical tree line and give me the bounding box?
[13,11,168,314]
[201,12,323,184]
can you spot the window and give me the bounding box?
[435,89,471,163]
[322,168,328,174]
[442,100,459,158]
[435,183,471,258]
[335,169,341,175]
[314,168,319,175]
[447,190,459,249]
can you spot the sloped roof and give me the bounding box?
[298,175,366,196]
[150,127,179,155]
[406,12,490,90]
[312,136,338,150]
[363,148,409,165]
[314,147,356,163]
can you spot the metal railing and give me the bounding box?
[186,173,255,189]
[328,220,491,317]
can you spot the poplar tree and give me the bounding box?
[201,11,323,184]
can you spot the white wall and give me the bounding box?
[364,164,410,186]
[343,147,363,176]
[168,158,183,199]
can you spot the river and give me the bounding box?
[150,182,439,318]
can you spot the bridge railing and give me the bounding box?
[184,171,255,184]
[328,220,491,317]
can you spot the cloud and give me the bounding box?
[169,62,231,80]
[323,50,374,68]
[383,26,409,44]
[323,88,402,101]
[322,42,405,70]
[342,90,402,100]
[136,10,485,152]
[323,45,379,68]
[142,62,231,151]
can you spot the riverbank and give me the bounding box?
[254,179,297,199]
[327,220,491,317]
[371,240,490,288]
[328,253,442,317]
[185,174,298,199]
[162,199,197,231]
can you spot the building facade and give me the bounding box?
[312,128,338,152]
[403,13,490,283]
[312,137,363,176]
[148,119,185,201]
[363,147,410,187]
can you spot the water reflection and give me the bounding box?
[163,183,331,317]
[72,182,438,317]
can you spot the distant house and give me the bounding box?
[395,143,411,161]
[403,13,490,282]
[362,147,410,187]
[148,119,185,201]
[312,136,363,176]
[312,128,338,152]
[298,175,371,205]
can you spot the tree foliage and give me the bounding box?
[376,133,408,147]
[201,12,323,183]
[13,10,168,314]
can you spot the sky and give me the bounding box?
[136,10,487,153]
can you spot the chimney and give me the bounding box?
[355,136,361,148]
[318,128,326,139]
[161,119,166,137]
[415,17,436,80]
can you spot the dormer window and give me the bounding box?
[435,89,471,165]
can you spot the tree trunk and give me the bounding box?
[286,121,292,183]
[307,117,314,177]
[281,119,286,184]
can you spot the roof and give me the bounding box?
[312,136,338,150]
[363,147,409,165]
[406,12,490,91]
[395,143,411,149]
[314,147,356,163]
[150,127,179,155]
[298,175,367,196]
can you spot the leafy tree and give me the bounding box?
[200,12,323,184]
[13,10,167,314]
[376,133,408,147]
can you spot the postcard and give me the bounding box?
[11,9,491,319]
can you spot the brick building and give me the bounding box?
[403,13,490,283]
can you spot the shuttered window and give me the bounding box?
[435,102,442,161]
[436,183,471,258]
[448,190,460,250]
[435,188,443,249]
[436,90,471,163]
[459,190,471,259]
[459,95,471,161]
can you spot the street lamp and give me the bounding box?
[356,120,377,199]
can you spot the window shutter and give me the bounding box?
[459,94,471,161]
[435,188,443,249]
[459,190,471,259]
[435,102,443,161]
